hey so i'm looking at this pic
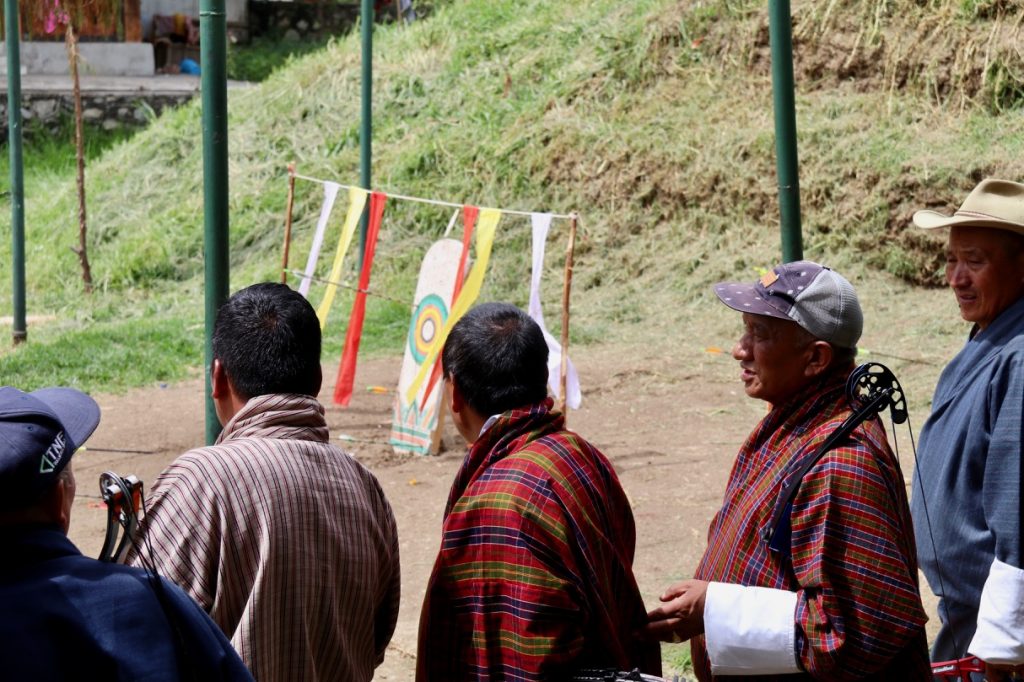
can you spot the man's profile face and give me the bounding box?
[732,313,814,405]
[946,226,1024,331]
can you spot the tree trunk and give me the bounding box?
[66,23,93,293]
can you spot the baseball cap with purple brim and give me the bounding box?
[0,386,100,510]
[713,260,863,349]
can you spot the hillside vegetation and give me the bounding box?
[2,0,1023,391]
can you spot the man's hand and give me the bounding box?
[643,579,709,643]
[984,660,1024,681]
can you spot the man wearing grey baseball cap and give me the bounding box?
[646,261,930,680]
[0,385,253,680]
[910,178,1024,681]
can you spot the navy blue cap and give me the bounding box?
[0,387,100,509]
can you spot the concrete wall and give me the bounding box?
[0,42,156,77]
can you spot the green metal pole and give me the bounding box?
[5,0,26,345]
[200,0,229,444]
[768,0,803,263]
[358,0,372,270]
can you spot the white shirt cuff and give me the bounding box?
[703,581,800,675]
[968,557,1024,664]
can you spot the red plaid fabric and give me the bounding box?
[417,399,661,681]
[691,372,930,681]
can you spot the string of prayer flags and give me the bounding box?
[333,191,388,406]
[298,181,340,297]
[420,204,478,405]
[281,170,585,422]
[405,208,502,404]
[528,213,582,409]
[315,187,369,329]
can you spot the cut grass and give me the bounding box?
[0,0,1020,394]
[0,313,202,392]
[0,115,136,189]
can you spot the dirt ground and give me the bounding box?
[69,342,942,680]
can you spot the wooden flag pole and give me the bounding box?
[559,212,578,418]
[280,162,297,284]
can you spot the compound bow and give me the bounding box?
[765,363,985,680]
[97,471,143,563]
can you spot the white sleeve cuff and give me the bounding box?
[968,557,1024,664]
[703,581,800,675]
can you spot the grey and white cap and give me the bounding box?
[713,260,863,349]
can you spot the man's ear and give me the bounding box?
[804,340,834,379]
[448,377,465,415]
[211,358,230,399]
[49,472,74,534]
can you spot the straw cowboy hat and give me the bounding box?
[913,178,1024,235]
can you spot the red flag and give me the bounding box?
[421,205,478,403]
[451,205,477,302]
[333,191,388,406]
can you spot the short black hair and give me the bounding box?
[441,303,549,417]
[212,283,321,399]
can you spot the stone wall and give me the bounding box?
[248,1,360,42]
[0,91,193,140]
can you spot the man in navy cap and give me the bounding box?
[0,385,253,680]
[645,261,930,680]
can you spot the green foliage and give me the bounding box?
[227,36,334,82]
[959,0,1021,18]
[985,58,1024,112]
[2,0,1023,393]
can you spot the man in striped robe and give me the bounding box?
[130,283,401,682]
[416,303,661,681]
[646,261,930,680]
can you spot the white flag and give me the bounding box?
[528,213,582,409]
[298,181,340,297]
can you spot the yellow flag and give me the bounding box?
[316,187,369,329]
[405,208,501,404]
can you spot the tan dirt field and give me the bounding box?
[69,326,951,679]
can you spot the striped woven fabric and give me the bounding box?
[129,394,401,682]
[691,372,930,681]
[416,399,661,681]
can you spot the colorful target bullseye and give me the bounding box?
[391,238,462,456]
[409,294,448,364]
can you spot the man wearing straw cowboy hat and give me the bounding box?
[910,179,1024,681]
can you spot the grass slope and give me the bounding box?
[1,0,1023,392]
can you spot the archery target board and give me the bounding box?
[390,238,464,455]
